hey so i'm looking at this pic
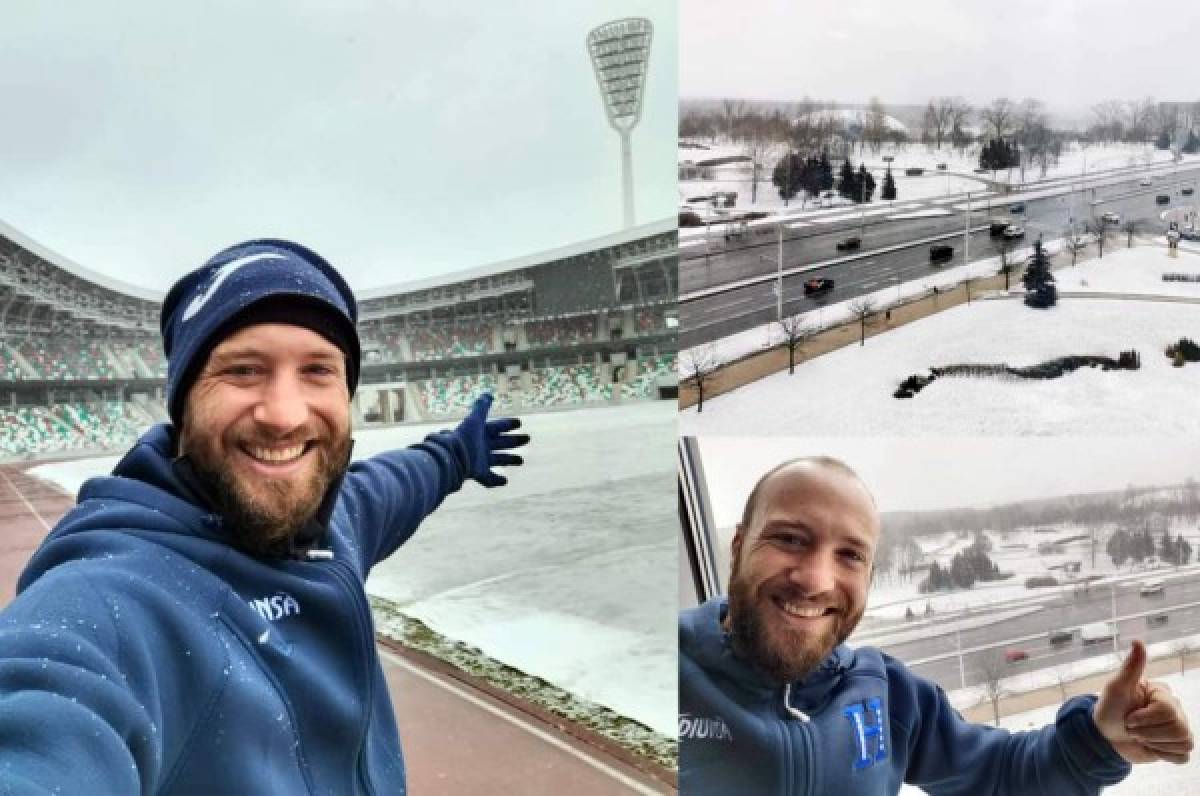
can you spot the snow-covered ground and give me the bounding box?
[680,139,1194,220]
[28,401,677,736]
[681,243,1200,436]
[900,641,1200,794]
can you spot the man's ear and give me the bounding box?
[730,524,745,571]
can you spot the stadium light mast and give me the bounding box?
[587,17,653,229]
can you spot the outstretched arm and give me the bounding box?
[341,393,529,568]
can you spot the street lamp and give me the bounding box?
[962,192,971,268]
[587,17,653,229]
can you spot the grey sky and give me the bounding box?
[696,437,1199,526]
[682,0,1199,112]
[0,0,676,294]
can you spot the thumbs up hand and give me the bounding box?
[1093,640,1193,764]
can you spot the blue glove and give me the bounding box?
[455,393,528,487]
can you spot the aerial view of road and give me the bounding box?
[680,162,1200,348]
[864,571,1200,692]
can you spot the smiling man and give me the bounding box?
[679,457,1193,795]
[0,240,528,793]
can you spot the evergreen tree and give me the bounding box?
[1179,534,1194,564]
[1183,130,1200,155]
[881,166,897,200]
[837,158,857,200]
[819,151,834,190]
[905,605,916,621]
[1107,528,1131,567]
[772,152,805,203]
[856,164,877,203]
[1022,239,1058,308]
[1159,529,1176,563]
[1155,130,1171,150]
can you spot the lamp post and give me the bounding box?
[587,18,653,229]
[963,192,971,268]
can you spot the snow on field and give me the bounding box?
[681,245,1200,436]
[901,642,1200,794]
[29,401,678,735]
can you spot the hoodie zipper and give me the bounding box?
[782,684,815,796]
[323,555,379,796]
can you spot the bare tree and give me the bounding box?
[924,97,952,149]
[980,97,1015,139]
[1053,666,1073,702]
[1091,100,1127,143]
[978,653,1009,726]
[1127,96,1157,143]
[1121,219,1138,247]
[1063,224,1087,267]
[864,96,889,153]
[921,100,938,148]
[681,345,720,413]
[964,275,976,305]
[774,315,814,375]
[1171,639,1198,676]
[721,98,746,141]
[848,297,877,346]
[946,98,974,151]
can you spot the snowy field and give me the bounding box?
[28,401,678,736]
[679,139,1193,220]
[681,243,1200,436]
[900,656,1200,794]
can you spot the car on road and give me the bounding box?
[1004,649,1029,663]
[835,236,862,252]
[1156,194,1170,205]
[1183,187,1195,196]
[1081,621,1119,645]
[1048,630,1074,645]
[936,163,948,171]
[1008,202,1025,214]
[1139,579,1164,596]
[989,221,1011,237]
[1182,229,1200,241]
[1140,178,1154,187]
[1002,225,1025,239]
[1101,212,1120,224]
[803,277,835,296]
[1146,613,1169,628]
[929,244,954,263]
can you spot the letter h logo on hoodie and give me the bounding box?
[843,697,888,770]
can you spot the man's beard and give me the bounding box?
[726,569,861,684]
[181,426,351,556]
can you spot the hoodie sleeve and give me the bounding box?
[338,429,472,572]
[894,656,1131,795]
[0,565,163,795]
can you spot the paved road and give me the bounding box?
[867,572,1200,692]
[680,163,1200,348]
[0,463,673,795]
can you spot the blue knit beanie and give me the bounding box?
[161,239,361,428]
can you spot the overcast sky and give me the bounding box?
[696,437,1200,526]
[682,0,1200,112]
[0,0,675,295]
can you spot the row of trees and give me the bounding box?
[1107,528,1194,567]
[919,537,1005,592]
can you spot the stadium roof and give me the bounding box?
[357,217,675,300]
[0,218,162,303]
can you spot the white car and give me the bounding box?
[1002,225,1025,239]
[1101,212,1120,224]
[1139,178,1153,187]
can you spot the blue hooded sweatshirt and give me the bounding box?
[0,422,476,795]
[680,598,1132,795]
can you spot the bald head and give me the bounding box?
[739,456,876,533]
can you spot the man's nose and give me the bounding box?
[252,375,308,432]
[785,549,836,596]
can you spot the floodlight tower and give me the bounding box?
[587,17,653,229]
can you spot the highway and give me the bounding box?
[862,571,1200,692]
[680,162,1200,348]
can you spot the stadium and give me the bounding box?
[0,218,678,460]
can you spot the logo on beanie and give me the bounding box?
[182,252,287,323]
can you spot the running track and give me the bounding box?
[0,463,675,794]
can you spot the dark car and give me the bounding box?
[1009,202,1026,214]
[989,221,1011,237]
[1156,195,1170,205]
[1048,630,1074,645]
[836,236,862,252]
[930,244,954,262]
[804,277,835,296]
[1183,187,1195,196]
[1147,613,1169,627]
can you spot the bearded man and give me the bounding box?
[679,457,1192,795]
[0,240,528,793]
